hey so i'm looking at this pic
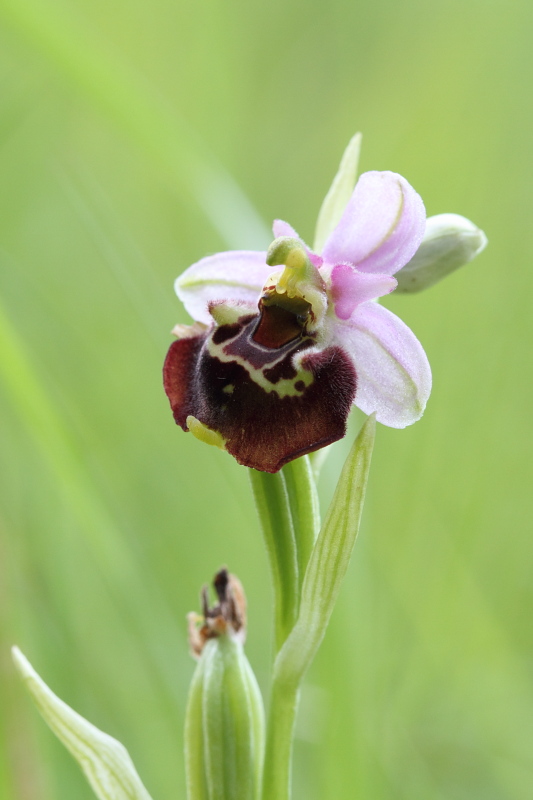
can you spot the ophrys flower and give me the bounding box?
[163,158,432,472]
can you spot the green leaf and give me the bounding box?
[313,133,362,254]
[274,414,375,687]
[12,648,154,800]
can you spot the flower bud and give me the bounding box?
[395,213,487,293]
[185,569,265,800]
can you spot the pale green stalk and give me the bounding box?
[248,470,299,652]
[260,675,300,800]
[277,415,375,683]
[261,415,375,800]
[281,455,321,579]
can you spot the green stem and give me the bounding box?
[281,455,320,581]
[252,457,318,800]
[248,470,299,652]
[261,673,299,800]
[260,418,376,800]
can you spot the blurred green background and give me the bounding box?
[0,0,531,797]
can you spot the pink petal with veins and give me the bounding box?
[174,250,271,324]
[330,265,397,320]
[333,301,431,427]
[322,171,425,275]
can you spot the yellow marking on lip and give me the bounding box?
[186,416,226,450]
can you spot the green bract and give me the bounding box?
[185,635,265,800]
[185,570,264,800]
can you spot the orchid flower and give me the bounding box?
[164,158,432,473]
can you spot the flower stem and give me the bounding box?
[259,418,376,800]
[281,455,320,581]
[248,469,299,652]
[260,672,299,800]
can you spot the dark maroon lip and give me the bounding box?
[163,310,357,473]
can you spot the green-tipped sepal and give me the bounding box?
[185,570,265,800]
[313,132,362,253]
[395,213,487,293]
